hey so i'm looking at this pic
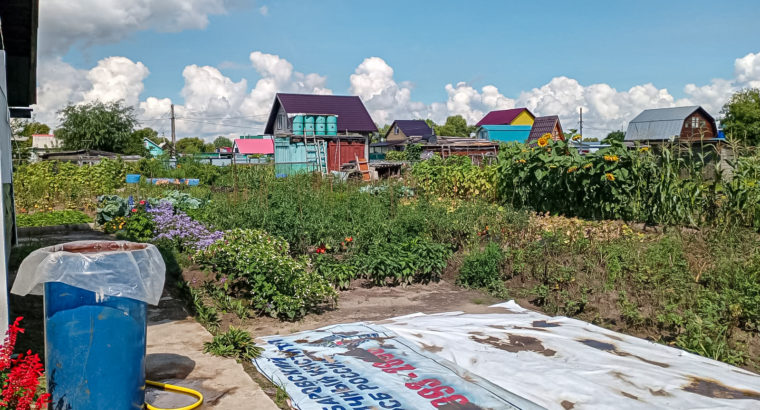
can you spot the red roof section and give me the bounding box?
[527,115,564,144]
[476,108,533,127]
[234,138,273,155]
[265,93,378,134]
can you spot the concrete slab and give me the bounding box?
[146,318,279,410]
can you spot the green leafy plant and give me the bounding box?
[16,210,92,227]
[96,194,129,225]
[203,326,262,361]
[312,254,357,290]
[353,237,452,286]
[194,229,337,319]
[457,242,508,297]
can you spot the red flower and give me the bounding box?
[0,317,47,410]
[139,200,146,205]
[345,236,353,243]
[131,208,138,213]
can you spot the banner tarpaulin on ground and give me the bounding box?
[253,323,540,410]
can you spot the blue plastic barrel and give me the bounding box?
[326,115,338,136]
[126,174,141,184]
[315,116,326,135]
[292,115,304,136]
[45,281,147,410]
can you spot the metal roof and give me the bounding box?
[0,0,39,112]
[476,108,533,127]
[264,93,377,134]
[527,115,564,143]
[234,138,274,155]
[625,106,715,141]
[476,125,532,143]
[387,120,433,138]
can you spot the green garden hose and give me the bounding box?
[145,380,204,410]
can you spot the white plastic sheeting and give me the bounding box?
[383,301,760,409]
[254,323,541,409]
[11,241,166,305]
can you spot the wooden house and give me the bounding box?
[264,93,377,175]
[385,120,435,142]
[475,125,532,143]
[527,115,564,145]
[476,108,535,127]
[625,106,718,144]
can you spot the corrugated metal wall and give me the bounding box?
[327,139,365,172]
[274,137,327,175]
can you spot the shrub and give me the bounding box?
[194,229,336,319]
[457,242,508,296]
[412,155,498,201]
[119,203,155,243]
[385,150,405,161]
[16,210,92,227]
[312,254,358,290]
[353,237,452,286]
[203,327,261,361]
[148,201,223,251]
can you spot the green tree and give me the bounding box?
[132,127,160,144]
[213,136,233,149]
[435,115,475,137]
[56,101,138,153]
[175,137,206,154]
[721,88,760,145]
[12,119,51,137]
[203,143,216,153]
[604,130,625,142]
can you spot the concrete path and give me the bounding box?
[146,302,278,409]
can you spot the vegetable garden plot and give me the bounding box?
[255,302,760,410]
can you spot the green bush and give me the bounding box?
[194,229,336,319]
[16,210,92,227]
[203,326,261,361]
[385,150,405,161]
[457,242,507,296]
[353,237,451,286]
[312,254,358,290]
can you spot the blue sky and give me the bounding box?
[37,0,760,138]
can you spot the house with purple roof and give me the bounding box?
[385,120,435,142]
[476,108,535,127]
[264,93,378,174]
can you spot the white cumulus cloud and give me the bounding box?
[39,0,234,58]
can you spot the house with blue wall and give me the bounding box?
[144,138,164,157]
[476,125,532,143]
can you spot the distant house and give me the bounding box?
[527,115,565,144]
[475,125,532,143]
[385,120,435,142]
[39,149,142,165]
[476,108,535,127]
[216,146,233,153]
[233,138,274,155]
[625,106,718,144]
[264,93,377,174]
[143,138,164,157]
[31,134,60,149]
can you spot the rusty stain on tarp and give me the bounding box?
[419,342,443,353]
[578,339,669,368]
[340,348,383,363]
[470,333,556,357]
[438,402,485,410]
[683,377,760,401]
[621,391,638,400]
[560,400,575,409]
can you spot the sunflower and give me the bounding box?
[537,136,550,147]
[639,146,650,152]
[605,173,615,181]
[572,134,582,141]
[583,163,593,169]
[567,166,578,173]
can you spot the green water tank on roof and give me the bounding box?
[292,115,304,136]
[326,115,338,136]
[315,115,326,135]
[304,115,315,136]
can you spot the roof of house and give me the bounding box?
[387,120,433,138]
[527,115,564,143]
[234,138,274,155]
[625,106,716,141]
[264,93,378,134]
[476,108,533,127]
[144,138,162,149]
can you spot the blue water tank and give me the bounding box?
[45,281,147,410]
[292,115,304,136]
[304,115,315,136]
[125,174,141,184]
[326,116,338,136]
[315,116,326,135]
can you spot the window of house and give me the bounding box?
[692,116,700,129]
[394,126,399,134]
[277,115,284,130]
